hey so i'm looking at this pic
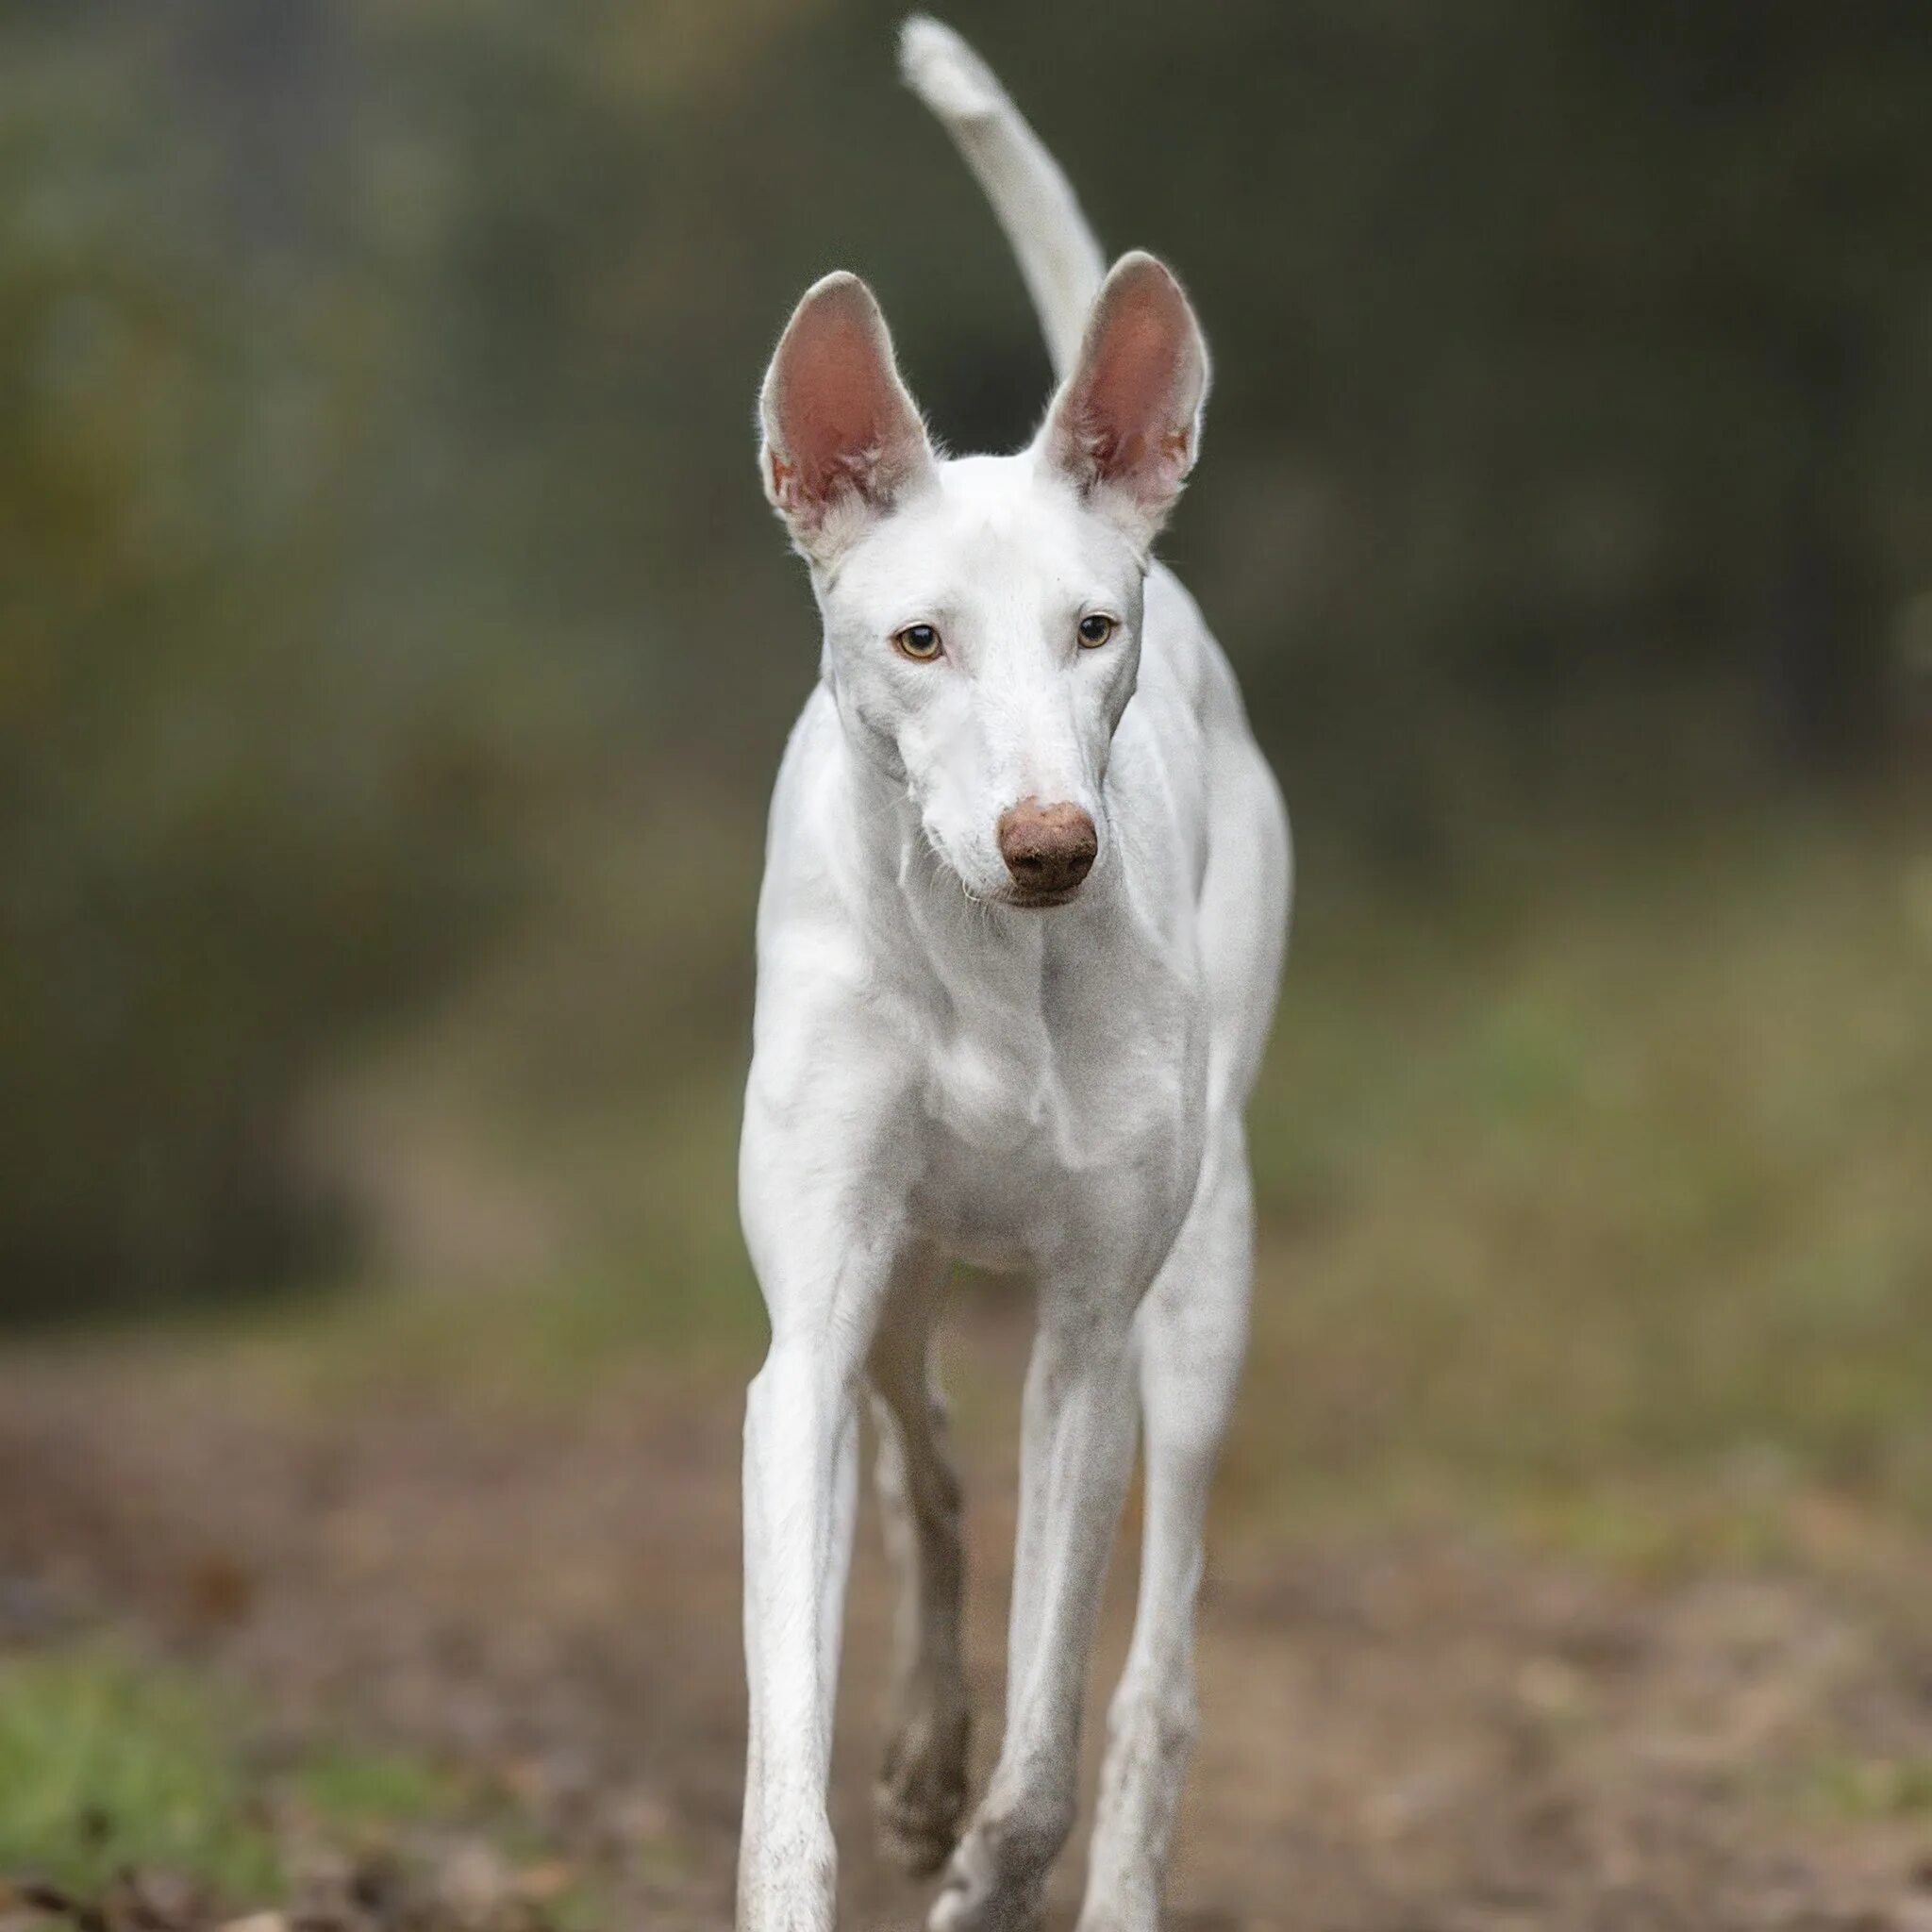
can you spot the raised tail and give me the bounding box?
[898,16,1106,382]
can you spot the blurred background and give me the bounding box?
[2,4,1930,1929]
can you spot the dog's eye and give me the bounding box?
[1077,614,1115,648]
[894,624,942,661]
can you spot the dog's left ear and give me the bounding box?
[1039,252,1210,551]
[759,272,936,561]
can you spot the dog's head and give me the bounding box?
[757,256,1209,909]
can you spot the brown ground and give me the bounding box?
[4,1311,1932,1932]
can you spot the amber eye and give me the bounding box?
[895,624,942,661]
[1077,613,1115,648]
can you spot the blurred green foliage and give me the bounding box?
[0,1643,596,1916]
[0,1649,279,1896]
[1,1,1928,1312]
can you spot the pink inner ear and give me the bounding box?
[766,280,924,517]
[1048,257,1205,519]
[1076,303,1189,476]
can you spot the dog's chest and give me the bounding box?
[903,941,1200,1261]
[923,993,1065,1160]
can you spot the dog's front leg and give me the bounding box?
[1080,1122,1255,1932]
[740,1324,864,1931]
[930,1277,1142,1932]
[738,1083,912,1932]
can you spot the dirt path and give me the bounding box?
[4,1323,1932,1931]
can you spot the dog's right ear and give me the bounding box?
[758,273,936,560]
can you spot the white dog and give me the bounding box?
[738,19,1291,1931]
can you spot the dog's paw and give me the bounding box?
[926,1853,1044,1932]
[874,1694,969,1876]
[924,1805,1058,1932]
[898,16,1006,124]
[877,1792,958,1880]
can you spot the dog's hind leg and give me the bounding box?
[1077,1124,1254,1932]
[868,1241,971,1875]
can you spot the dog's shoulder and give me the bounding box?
[1141,564,1250,741]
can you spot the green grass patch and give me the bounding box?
[1794,1755,1932,1821]
[288,1743,466,1833]
[0,1650,279,1897]
[0,1646,596,1924]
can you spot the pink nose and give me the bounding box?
[996,798,1097,898]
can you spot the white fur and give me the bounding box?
[738,20,1291,1932]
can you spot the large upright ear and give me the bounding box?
[1039,252,1210,550]
[758,272,936,558]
